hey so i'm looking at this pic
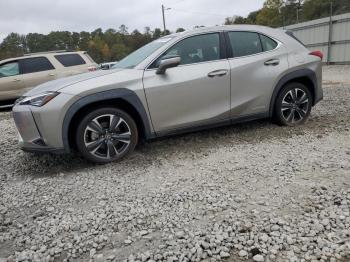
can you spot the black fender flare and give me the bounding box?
[269,68,317,117]
[62,88,154,152]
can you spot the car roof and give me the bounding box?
[0,50,87,63]
[172,25,282,37]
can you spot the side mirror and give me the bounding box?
[156,56,181,75]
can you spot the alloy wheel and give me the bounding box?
[281,88,309,124]
[83,114,131,160]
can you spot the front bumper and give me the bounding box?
[12,105,64,154]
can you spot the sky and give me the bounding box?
[0,0,265,41]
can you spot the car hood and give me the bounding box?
[24,69,124,96]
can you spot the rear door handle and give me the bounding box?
[208,69,228,78]
[264,59,280,66]
[12,79,21,82]
[48,73,55,76]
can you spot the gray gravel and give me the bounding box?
[0,66,350,262]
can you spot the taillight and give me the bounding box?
[88,66,97,72]
[309,51,323,60]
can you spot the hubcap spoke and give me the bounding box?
[286,109,295,122]
[87,121,104,134]
[112,132,131,144]
[291,89,297,102]
[109,115,121,131]
[296,108,306,118]
[106,141,118,158]
[86,138,104,153]
[281,102,294,111]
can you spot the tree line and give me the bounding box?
[225,0,350,28]
[1,0,349,63]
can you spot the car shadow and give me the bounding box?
[1,109,339,181]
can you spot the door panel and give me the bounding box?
[21,70,56,92]
[0,61,24,100]
[143,60,231,132]
[227,31,289,117]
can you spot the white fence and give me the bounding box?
[283,12,350,64]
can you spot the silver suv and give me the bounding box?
[12,25,323,163]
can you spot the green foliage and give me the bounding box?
[0,26,166,63]
[176,28,186,33]
[224,0,350,28]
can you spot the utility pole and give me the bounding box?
[161,5,171,35]
[162,5,167,35]
[327,0,333,64]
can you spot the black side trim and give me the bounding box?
[62,88,154,152]
[224,32,233,58]
[155,113,267,139]
[21,146,66,154]
[219,32,227,59]
[269,69,318,117]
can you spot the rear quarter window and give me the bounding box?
[259,34,278,51]
[54,54,86,67]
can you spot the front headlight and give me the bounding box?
[18,92,60,107]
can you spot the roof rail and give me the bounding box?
[23,50,75,56]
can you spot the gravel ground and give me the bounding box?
[0,66,349,262]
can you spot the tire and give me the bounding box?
[274,82,313,126]
[75,107,138,163]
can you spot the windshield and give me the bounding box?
[112,36,175,69]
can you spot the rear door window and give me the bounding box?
[20,57,55,74]
[55,54,86,67]
[228,31,263,58]
[0,62,19,78]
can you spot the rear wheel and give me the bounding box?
[274,82,312,126]
[75,108,138,163]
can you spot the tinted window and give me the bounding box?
[0,62,19,78]
[260,34,278,51]
[20,57,55,74]
[55,54,86,67]
[151,33,221,67]
[228,32,263,57]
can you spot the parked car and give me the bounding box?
[12,25,323,163]
[98,62,118,70]
[0,50,97,105]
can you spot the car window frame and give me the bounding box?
[146,31,227,70]
[19,56,55,75]
[0,60,20,78]
[224,31,282,59]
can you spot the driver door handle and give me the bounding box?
[264,59,280,66]
[208,69,228,78]
[12,79,21,82]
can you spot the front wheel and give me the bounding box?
[274,83,313,126]
[75,108,138,163]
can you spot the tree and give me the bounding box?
[119,24,128,35]
[153,28,162,39]
[176,28,185,33]
[0,33,26,60]
[256,0,283,27]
